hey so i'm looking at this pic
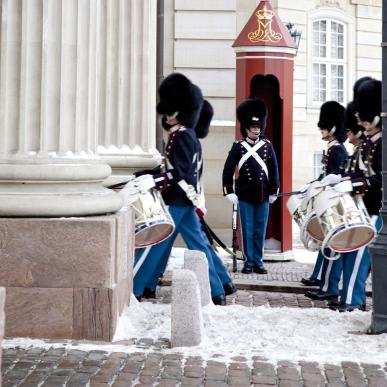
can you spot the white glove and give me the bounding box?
[269,195,277,204]
[320,174,342,186]
[118,180,139,205]
[133,174,156,192]
[226,193,239,205]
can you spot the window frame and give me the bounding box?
[307,8,355,110]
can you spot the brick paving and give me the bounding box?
[2,346,387,386]
[1,256,381,386]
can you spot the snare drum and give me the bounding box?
[303,182,325,244]
[314,180,376,258]
[286,195,321,251]
[131,189,175,248]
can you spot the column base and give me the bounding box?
[0,210,134,341]
[0,159,123,216]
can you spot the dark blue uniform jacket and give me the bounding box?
[153,126,202,206]
[319,142,348,178]
[222,136,279,203]
[346,133,382,216]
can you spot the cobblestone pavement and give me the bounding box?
[161,258,372,295]
[0,257,378,386]
[2,288,379,387]
[2,345,387,387]
[154,287,374,311]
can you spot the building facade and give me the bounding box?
[162,0,382,240]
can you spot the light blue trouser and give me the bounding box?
[310,251,324,280]
[133,205,230,298]
[340,215,382,306]
[319,252,343,295]
[239,200,269,269]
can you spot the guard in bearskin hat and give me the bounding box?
[304,101,348,302]
[344,101,366,173]
[132,73,235,305]
[222,98,279,274]
[328,78,383,312]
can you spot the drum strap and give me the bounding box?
[239,140,268,179]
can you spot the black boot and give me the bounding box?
[223,283,237,296]
[304,291,338,301]
[301,277,320,286]
[337,303,366,312]
[253,266,268,274]
[212,294,227,306]
[143,288,156,299]
[241,265,253,274]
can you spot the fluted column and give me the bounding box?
[96,0,162,184]
[0,0,122,216]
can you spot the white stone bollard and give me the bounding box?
[184,250,211,306]
[171,269,203,347]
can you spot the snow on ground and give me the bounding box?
[4,295,386,365]
[111,296,387,365]
[4,246,386,365]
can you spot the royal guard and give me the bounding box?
[222,98,280,275]
[330,78,383,312]
[344,101,366,174]
[304,101,348,301]
[131,73,235,305]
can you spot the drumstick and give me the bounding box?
[278,178,319,197]
[277,190,304,197]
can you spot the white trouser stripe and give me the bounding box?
[317,259,323,280]
[345,215,378,304]
[322,258,333,292]
[133,246,151,277]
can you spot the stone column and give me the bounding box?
[0,0,134,342]
[96,0,162,186]
[0,0,122,217]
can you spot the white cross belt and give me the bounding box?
[238,140,269,179]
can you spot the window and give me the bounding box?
[312,19,346,104]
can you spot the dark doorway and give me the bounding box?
[250,74,283,250]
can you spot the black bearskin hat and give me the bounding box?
[194,100,213,139]
[236,98,268,137]
[157,73,203,128]
[356,79,382,125]
[353,76,373,100]
[344,101,364,136]
[317,101,346,143]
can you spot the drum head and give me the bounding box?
[328,223,376,252]
[306,216,325,242]
[135,221,174,248]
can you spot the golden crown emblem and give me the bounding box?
[256,6,274,20]
[247,5,282,43]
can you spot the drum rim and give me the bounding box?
[305,216,325,242]
[135,220,175,248]
[327,222,377,253]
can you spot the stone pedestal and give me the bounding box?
[0,209,134,341]
[0,287,5,387]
